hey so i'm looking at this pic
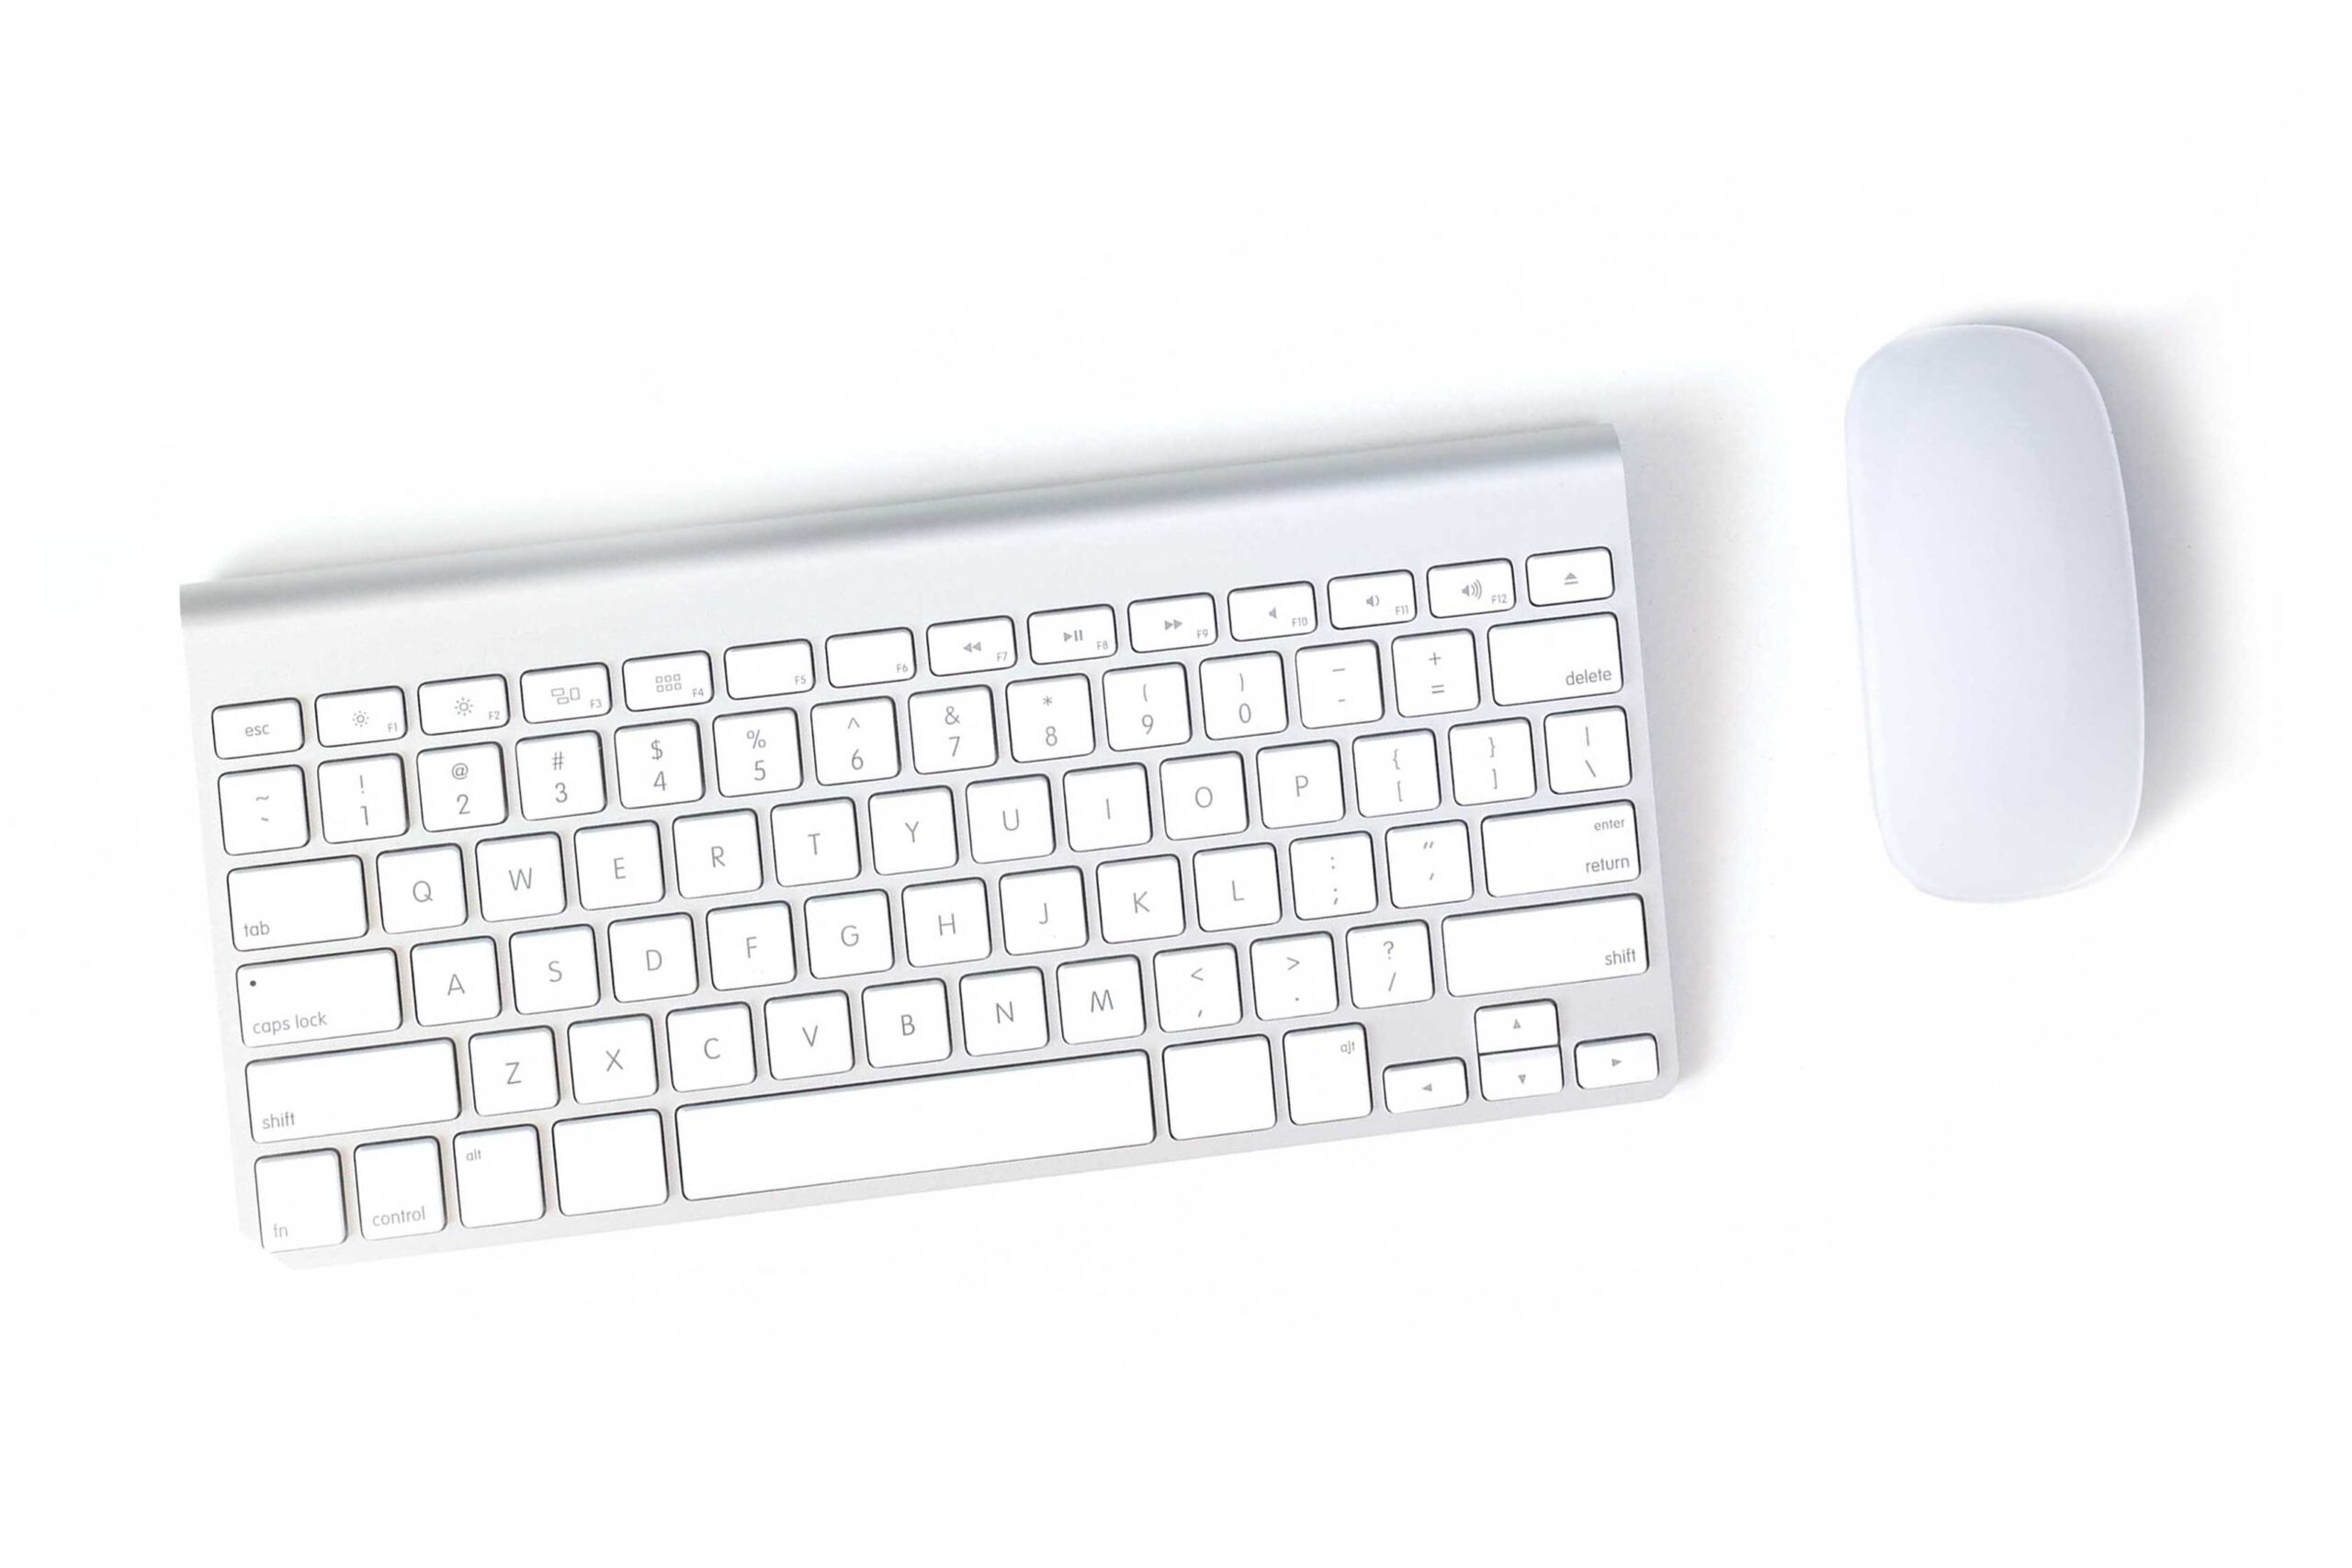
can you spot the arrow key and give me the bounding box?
[1478,1044,1564,1101]
[1383,1057,1467,1112]
[1573,1033,1659,1090]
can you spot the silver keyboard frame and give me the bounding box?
[183,425,1679,1263]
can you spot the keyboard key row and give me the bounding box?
[251,991,1656,1249]
[212,551,1624,759]
[215,620,1624,835]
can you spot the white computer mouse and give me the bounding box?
[1846,324,2143,900]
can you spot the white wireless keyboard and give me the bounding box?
[183,427,1679,1261]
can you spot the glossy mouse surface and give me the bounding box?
[1846,324,2143,900]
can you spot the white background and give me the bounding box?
[3,4,2345,1562]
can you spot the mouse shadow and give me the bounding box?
[1994,311,2221,840]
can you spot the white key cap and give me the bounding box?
[570,1016,658,1101]
[1057,956,1146,1043]
[1001,866,1088,954]
[553,1111,669,1214]
[220,766,309,854]
[1104,664,1191,751]
[214,699,303,759]
[1489,615,1623,705]
[805,890,894,977]
[1451,719,1537,805]
[676,1052,1153,1198]
[1429,558,1516,616]
[772,799,861,886]
[379,844,466,934]
[1441,896,1649,995]
[469,1027,558,1114]
[520,664,611,724]
[1196,843,1281,931]
[511,925,601,1013]
[419,675,510,734]
[616,720,704,809]
[1256,741,1342,829]
[962,968,1048,1055]
[811,697,899,785]
[412,941,497,1040]
[575,821,663,910]
[1329,570,1415,628]
[228,856,366,952]
[1029,604,1117,664]
[1346,920,1435,1008]
[865,979,951,1066]
[668,1002,755,1092]
[1296,642,1383,728]
[255,1150,345,1251]
[319,755,406,843]
[1154,944,1243,1032]
[1098,855,1182,942]
[713,710,802,797]
[236,949,401,1048]
[1527,547,1614,605]
[1160,752,1248,840]
[609,913,696,1002]
[455,1126,545,1227]
[418,742,510,830]
[247,1038,459,1143]
[1283,1025,1372,1125]
[673,810,763,898]
[356,1137,446,1240]
[1228,581,1317,641]
[1200,651,1287,739]
[826,627,918,688]
[1065,763,1151,852]
[1386,821,1474,908]
[1385,1058,1468,1111]
[1482,1045,1565,1100]
[1250,932,1338,1020]
[910,687,998,774]
[967,775,1054,863]
[707,902,797,989]
[1130,593,1216,651]
[1484,802,1640,896]
[317,687,409,746]
[725,639,815,700]
[1353,730,1441,817]
[904,878,990,966]
[870,786,958,874]
[1289,832,1376,919]
[1545,706,1633,793]
[1006,676,1093,762]
[1392,629,1478,716]
[621,650,713,711]
[766,993,855,1079]
[477,833,565,921]
[1475,1000,1559,1055]
[1575,1032,1660,1089]
[1163,1036,1276,1139]
[927,616,1016,676]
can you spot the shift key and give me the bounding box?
[248,1039,459,1143]
[237,949,402,1047]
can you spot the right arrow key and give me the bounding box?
[1573,1033,1659,1089]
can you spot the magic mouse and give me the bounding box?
[1846,324,2143,900]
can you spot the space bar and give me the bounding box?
[675,1052,1158,1199]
